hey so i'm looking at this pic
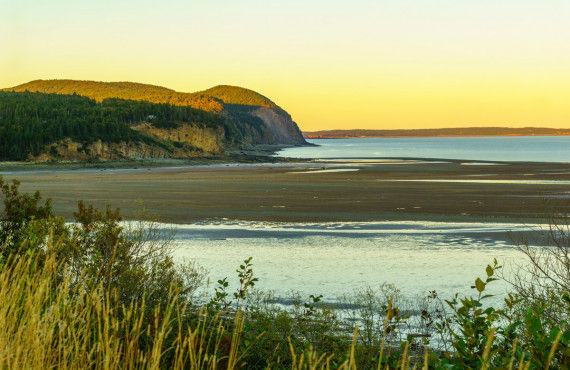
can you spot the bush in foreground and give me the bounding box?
[0,176,568,368]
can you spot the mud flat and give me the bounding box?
[1,159,569,223]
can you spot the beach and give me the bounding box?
[2,158,568,224]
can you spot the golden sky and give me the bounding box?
[2,0,569,130]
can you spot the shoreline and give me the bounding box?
[0,142,315,173]
[0,154,306,174]
[1,154,568,174]
[133,218,553,247]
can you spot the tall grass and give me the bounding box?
[0,177,568,368]
[0,250,246,369]
[0,251,567,368]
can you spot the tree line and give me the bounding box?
[0,91,226,160]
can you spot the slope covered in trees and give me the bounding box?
[0,91,229,161]
[4,80,307,147]
[6,80,224,113]
[198,85,280,110]
[7,80,281,111]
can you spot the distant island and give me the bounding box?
[304,127,570,139]
[0,80,306,162]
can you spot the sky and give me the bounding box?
[1,0,570,131]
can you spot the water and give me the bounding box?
[170,136,565,311]
[278,136,570,162]
[166,220,542,306]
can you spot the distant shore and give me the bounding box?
[303,127,570,139]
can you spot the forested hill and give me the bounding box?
[6,80,224,112]
[197,85,284,113]
[0,91,231,161]
[5,79,306,147]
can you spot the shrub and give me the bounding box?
[1,177,568,368]
[0,176,205,314]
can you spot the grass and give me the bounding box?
[0,250,567,368]
[0,252,247,369]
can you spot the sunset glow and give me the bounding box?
[2,0,569,130]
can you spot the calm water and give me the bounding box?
[279,136,570,162]
[167,220,542,306]
[168,136,565,308]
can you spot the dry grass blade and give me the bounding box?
[480,328,495,370]
[545,327,564,370]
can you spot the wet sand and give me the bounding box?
[1,159,569,223]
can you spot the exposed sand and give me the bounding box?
[1,159,568,223]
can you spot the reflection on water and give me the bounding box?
[161,220,543,305]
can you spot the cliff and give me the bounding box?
[29,138,207,162]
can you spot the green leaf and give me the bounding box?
[475,278,486,293]
[486,265,493,277]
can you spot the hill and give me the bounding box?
[304,127,570,139]
[0,91,229,161]
[4,80,307,153]
[197,85,279,110]
[5,80,224,113]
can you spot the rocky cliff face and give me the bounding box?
[31,140,159,162]
[131,123,224,153]
[250,107,306,146]
[200,84,307,147]
[30,137,215,162]
[27,123,226,162]
[85,140,178,160]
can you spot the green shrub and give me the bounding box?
[1,177,568,368]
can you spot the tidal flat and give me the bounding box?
[1,159,568,224]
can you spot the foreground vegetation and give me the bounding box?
[0,176,568,368]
